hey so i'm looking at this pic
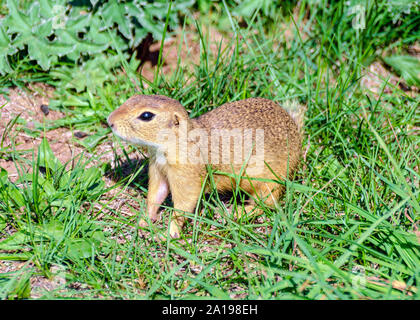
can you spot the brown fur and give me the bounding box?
[108,95,303,238]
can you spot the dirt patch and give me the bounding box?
[361,60,419,97]
[361,61,400,96]
[0,84,87,180]
[0,84,130,187]
[0,259,27,275]
[140,25,232,83]
[407,41,420,58]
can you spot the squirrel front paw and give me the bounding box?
[169,220,181,238]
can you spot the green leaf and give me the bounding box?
[38,137,62,172]
[0,231,30,251]
[131,26,148,48]
[5,0,70,70]
[38,176,57,197]
[0,25,16,75]
[51,54,120,94]
[86,15,128,51]
[64,9,91,32]
[65,239,95,260]
[232,0,262,17]
[0,0,188,76]
[55,29,109,58]
[0,271,32,299]
[78,166,105,195]
[27,38,57,70]
[141,7,166,40]
[76,128,109,150]
[0,167,8,185]
[384,55,420,87]
[39,220,65,242]
[101,1,132,39]
[5,0,31,34]
[0,252,32,261]
[32,18,53,38]
[189,278,231,299]
[7,185,26,208]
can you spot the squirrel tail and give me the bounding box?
[282,100,306,133]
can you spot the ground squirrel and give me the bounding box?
[108,95,304,238]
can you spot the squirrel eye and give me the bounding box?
[138,111,155,121]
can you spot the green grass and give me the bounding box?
[0,1,419,299]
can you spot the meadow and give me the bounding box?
[0,0,419,299]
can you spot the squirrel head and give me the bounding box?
[108,95,189,149]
